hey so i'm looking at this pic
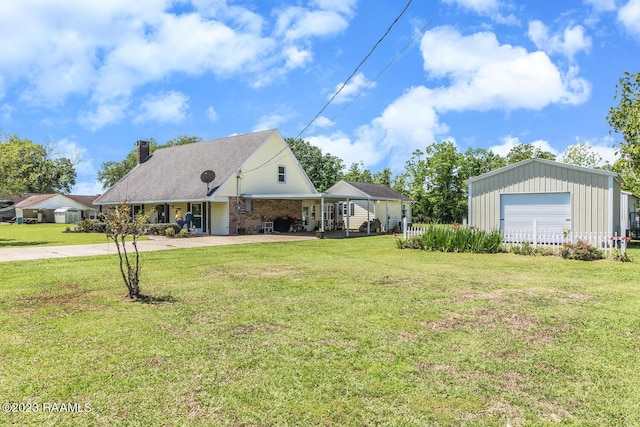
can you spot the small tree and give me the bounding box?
[105,203,149,299]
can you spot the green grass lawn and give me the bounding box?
[1,237,639,426]
[0,223,143,248]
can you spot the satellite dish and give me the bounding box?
[200,170,216,184]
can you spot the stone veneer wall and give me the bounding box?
[229,197,303,234]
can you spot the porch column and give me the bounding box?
[346,198,350,237]
[385,199,389,232]
[367,199,370,235]
[320,196,325,232]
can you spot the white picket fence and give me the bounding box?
[402,225,628,255]
[502,230,629,255]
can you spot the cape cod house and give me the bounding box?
[95,129,414,236]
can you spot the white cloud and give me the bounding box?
[74,180,105,195]
[442,0,500,14]
[207,106,218,122]
[282,46,313,70]
[253,111,295,132]
[528,21,592,60]
[422,26,591,111]
[441,0,519,24]
[311,0,357,16]
[79,101,129,131]
[133,91,189,125]
[585,0,617,12]
[52,137,103,194]
[330,72,376,104]
[309,86,452,172]
[489,135,560,157]
[312,115,335,129]
[571,135,619,165]
[309,26,592,173]
[0,1,355,129]
[1,103,13,121]
[309,131,382,169]
[619,0,640,35]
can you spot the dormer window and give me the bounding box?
[278,165,286,183]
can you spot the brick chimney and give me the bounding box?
[136,140,150,164]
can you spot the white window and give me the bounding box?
[341,202,354,216]
[311,205,316,220]
[277,165,286,183]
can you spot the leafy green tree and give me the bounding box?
[422,141,468,223]
[607,71,640,193]
[285,137,344,191]
[343,161,373,183]
[372,168,392,187]
[505,143,556,164]
[393,143,504,223]
[392,149,429,220]
[460,148,505,179]
[97,135,202,188]
[560,143,607,169]
[0,133,77,194]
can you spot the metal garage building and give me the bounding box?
[466,158,623,236]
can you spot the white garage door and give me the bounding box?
[500,193,571,233]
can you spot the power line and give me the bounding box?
[327,17,433,125]
[243,0,416,175]
[294,0,415,140]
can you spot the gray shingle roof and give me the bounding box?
[343,180,413,202]
[95,129,277,204]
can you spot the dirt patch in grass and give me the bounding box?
[440,288,593,305]
[422,306,570,346]
[11,283,92,315]
[494,370,575,424]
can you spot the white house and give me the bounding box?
[95,129,319,235]
[15,194,99,223]
[95,129,415,236]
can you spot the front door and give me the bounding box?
[191,203,203,233]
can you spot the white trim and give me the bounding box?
[465,158,620,184]
[467,182,473,226]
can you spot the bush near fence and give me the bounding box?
[401,226,630,258]
[397,225,503,253]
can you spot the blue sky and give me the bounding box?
[1,0,639,194]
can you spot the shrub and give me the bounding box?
[396,236,423,250]
[178,229,188,238]
[561,240,604,261]
[74,219,106,233]
[165,227,176,237]
[147,223,181,235]
[510,242,555,256]
[611,248,633,263]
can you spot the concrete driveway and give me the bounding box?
[0,234,317,263]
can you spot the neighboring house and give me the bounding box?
[324,180,413,232]
[466,158,629,237]
[94,129,319,235]
[15,194,100,223]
